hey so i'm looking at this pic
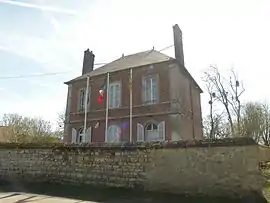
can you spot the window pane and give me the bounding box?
[143,77,157,104]
[109,83,121,108]
[152,78,157,102]
[107,125,121,142]
[109,85,114,108]
[79,89,86,110]
[115,84,120,107]
[145,122,159,141]
[146,78,151,103]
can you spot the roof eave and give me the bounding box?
[64,81,72,85]
[64,59,174,85]
[172,59,203,93]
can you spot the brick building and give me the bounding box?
[63,24,203,143]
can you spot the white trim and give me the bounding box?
[144,121,165,142]
[158,121,165,141]
[71,128,77,143]
[142,74,158,105]
[108,81,121,109]
[130,68,133,142]
[85,127,92,143]
[83,75,90,137]
[105,72,110,142]
[137,123,144,142]
[78,128,85,143]
[78,88,85,112]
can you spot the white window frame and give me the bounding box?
[145,122,159,142]
[144,121,165,142]
[107,124,121,143]
[78,128,85,143]
[109,82,121,109]
[137,123,144,142]
[142,75,158,104]
[71,128,77,143]
[78,87,91,112]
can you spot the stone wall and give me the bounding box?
[0,138,266,197]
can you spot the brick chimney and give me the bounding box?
[82,49,95,75]
[173,24,184,66]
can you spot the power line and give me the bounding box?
[159,44,174,52]
[0,45,174,80]
[0,71,72,79]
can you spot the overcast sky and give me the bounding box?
[0,0,269,127]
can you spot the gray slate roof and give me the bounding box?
[65,50,173,83]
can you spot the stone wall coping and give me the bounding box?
[0,137,257,150]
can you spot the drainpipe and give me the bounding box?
[189,83,195,139]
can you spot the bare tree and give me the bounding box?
[261,103,270,145]
[204,66,234,135]
[228,70,245,134]
[203,73,220,139]
[56,110,65,133]
[204,66,245,137]
[203,113,229,139]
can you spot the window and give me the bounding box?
[78,88,90,112]
[107,125,121,142]
[143,76,158,104]
[109,82,121,109]
[71,128,77,143]
[71,127,91,144]
[78,128,85,143]
[144,121,165,142]
[137,123,144,142]
[145,123,158,141]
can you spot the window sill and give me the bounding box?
[137,140,165,142]
[108,106,121,110]
[141,102,158,106]
[70,101,172,115]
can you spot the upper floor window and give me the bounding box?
[107,124,121,142]
[78,88,90,112]
[142,75,158,104]
[109,82,121,109]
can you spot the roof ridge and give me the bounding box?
[92,49,162,70]
[65,49,173,84]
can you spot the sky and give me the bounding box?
[0,0,270,128]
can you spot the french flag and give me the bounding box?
[98,77,107,103]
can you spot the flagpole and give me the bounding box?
[129,68,133,143]
[83,75,90,139]
[105,72,110,142]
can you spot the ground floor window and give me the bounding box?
[145,123,159,141]
[137,121,165,142]
[107,124,121,142]
[78,128,84,143]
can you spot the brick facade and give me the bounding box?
[63,24,203,143]
[64,60,203,143]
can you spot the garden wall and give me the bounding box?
[0,138,266,197]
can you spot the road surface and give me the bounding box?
[0,192,95,202]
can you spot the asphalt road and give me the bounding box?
[0,192,94,202]
[0,181,266,203]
